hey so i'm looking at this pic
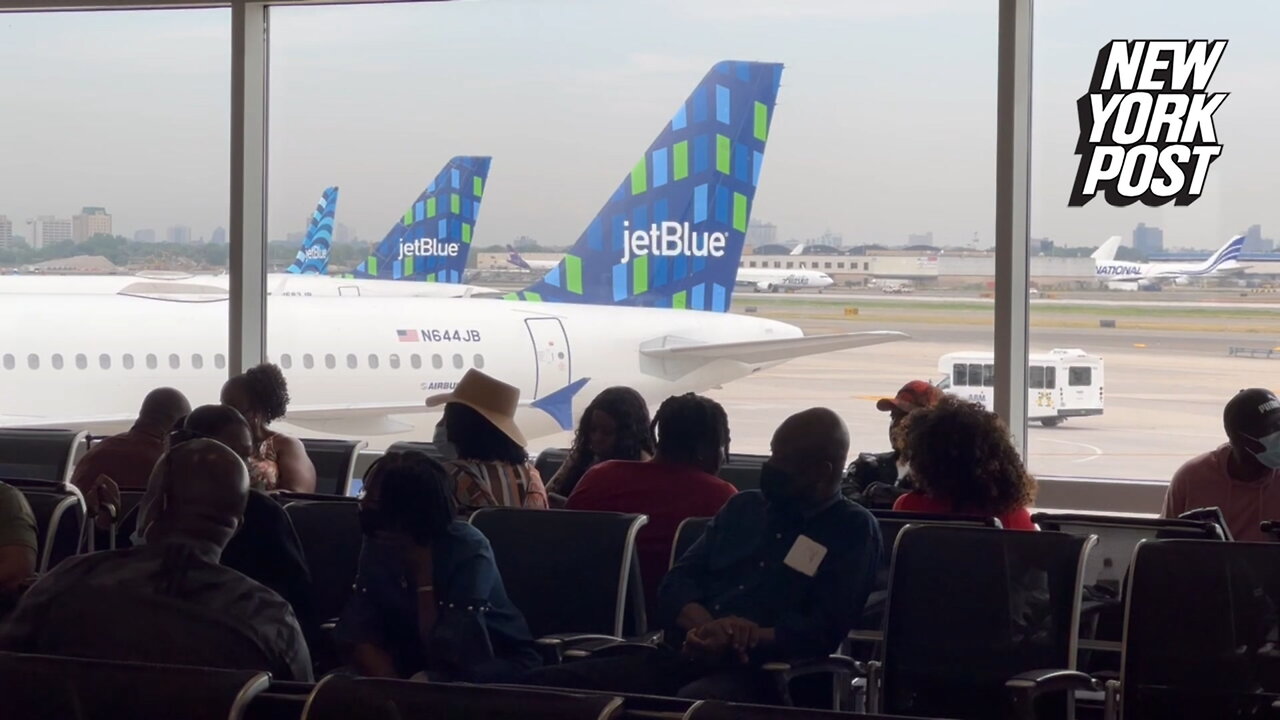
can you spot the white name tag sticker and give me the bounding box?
[783,535,828,577]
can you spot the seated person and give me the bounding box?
[221,363,316,493]
[567,393,737,616]
[1162,387,1280,542]
[426,369,547,513]
[70,387,190,491]
[336,451,541,682]
[526,408,882,703]
[547,387,655,502]
[0,482,37,617]
[0,440,312,681]
[846,380,943,507]
[892,396,1038,530]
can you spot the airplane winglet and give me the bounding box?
[529,377,592,430]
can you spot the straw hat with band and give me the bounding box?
[425,369,527,447]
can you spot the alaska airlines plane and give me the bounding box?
[1095,235,1246,288]
[736,267,834,293]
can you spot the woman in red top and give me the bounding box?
[892,396,1037,530]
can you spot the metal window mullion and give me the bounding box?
[994,0,1033,455]
[229,0,269,376]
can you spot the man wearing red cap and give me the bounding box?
[845,380,945,507]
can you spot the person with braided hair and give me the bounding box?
[567,392,737,616]
[221,363,316,493]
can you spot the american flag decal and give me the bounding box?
[396,329,419,343]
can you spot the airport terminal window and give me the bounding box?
[2,355,12,371]
[325,354,336,370]
[346,353,358,370]
[169,354,180,370]
[52,354,63,370]
[27,354,39,370]
[411,354,423,370]
[473,354,484,369]
[368,354,379,370]
[432,355,443,370]
[303,354,314,370]
[146,354,158,371]
[281,354,292,370]
[123,354,134,370]
[75,354,87,370]
[389,354,401,369]
[1068,367,1091,387]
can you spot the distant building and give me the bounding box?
[166,225,192,245]
[746,220,777,248]
[134,228,157,244]
[28,216,72,250]
[796,231,844,249]
[907,231,934,246]
[0,216,12,249]
[210,226,227,245]
[1132,223,1164,257]
[72,206,112,243]
[511,235,539,251]
[1242,224,1275,254]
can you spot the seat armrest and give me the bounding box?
[1006,669,1100,720]
[762,655,862,709]
[536,633,628,664]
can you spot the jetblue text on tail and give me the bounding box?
[1069,40,1227,207]
[619,221,727,265]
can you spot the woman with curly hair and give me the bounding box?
[547,386,656,501]
[892,395,1037,530]
[220,363,317,493]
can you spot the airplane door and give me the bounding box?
[524,318,571,398]
[338,285,361,297]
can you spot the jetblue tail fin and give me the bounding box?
[351,156,492,283]
[509,61,784,311]
[286,186,339,275]
[507,246,533,271]
[1090,236,1121,262]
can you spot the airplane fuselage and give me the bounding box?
[737,267,834,292]
[0,273,490,299]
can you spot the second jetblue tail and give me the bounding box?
[351,156,492,283]
[510,61,784,311]
[286,186,339,275]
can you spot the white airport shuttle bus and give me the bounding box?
[935,348,1104,426]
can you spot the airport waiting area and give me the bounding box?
[4,368,1280,720]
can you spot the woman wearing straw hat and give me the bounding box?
[426,369,548,515]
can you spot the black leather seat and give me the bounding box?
[669,516,712,568]
[9,480,85,572]
[300,675,624,720]
[0,428,87,484]
[300,438,367,496]
[281,496,361,625]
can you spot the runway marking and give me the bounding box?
[1036,437,1105,464]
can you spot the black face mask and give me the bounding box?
[759,462,794,506]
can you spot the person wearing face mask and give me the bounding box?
[1162,388,1280,542]
[526,408,881,703]
[335,451,540,682]
[0,440,312,681]
[547,387,656,503]
[566,393,737,617]
[845,380,943,508]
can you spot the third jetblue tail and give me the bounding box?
[510,61,784,310]
[352,156,492,283]
[286,186,339,275]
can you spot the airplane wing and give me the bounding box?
[640,331,909,365]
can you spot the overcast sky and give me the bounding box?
[0,0,1275,250]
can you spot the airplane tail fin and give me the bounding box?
[789,243,806,256]
[507,246,533,271]
[286,186,338,275]
[1201,235,1246,271]
[509,60,784,311]
[1090,236,1122,262]
[352,156,492,283]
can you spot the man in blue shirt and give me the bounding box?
[527,407,882,703]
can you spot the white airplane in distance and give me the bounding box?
[0,61,909,439]
[736,266,834,293]
[1094,235,1247,289]
[505,247,560,272]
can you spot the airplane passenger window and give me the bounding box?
[368,354,379,369]
[452,354,463,369]
[27,354,39,370]
[146,354,158,370]
[75,354,87,370]
[432,355,443,370]
[281,354,292,370]
[169,354,180,370]
[473,354,484,369]
[346,353,358,369]
[99,354,111,370]
[191,354,204,370]
[303,354,314,370]
[2,354,13,371]
[389,354,401,369]
[1068,367,1092,387]
[411,355,423,370]
[52,354,64,370]
[215,354,226,371]
[123,354,134,370]
[325,354,336,369]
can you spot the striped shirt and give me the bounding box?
[446,459,549,515]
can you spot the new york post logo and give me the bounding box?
[1069,40,1228,207]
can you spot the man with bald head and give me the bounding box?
[1,440,312,681]
[528,408,881,702]
[72,386,191,493]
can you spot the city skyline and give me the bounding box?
[1,1,1278,251]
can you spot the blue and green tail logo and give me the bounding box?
[286,186,338,275]
[509,61,783,311]
[352,156,492,283]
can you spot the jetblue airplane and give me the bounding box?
[0,61,908,439]
[1095,235,1247,288]
[285,186,339,275]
